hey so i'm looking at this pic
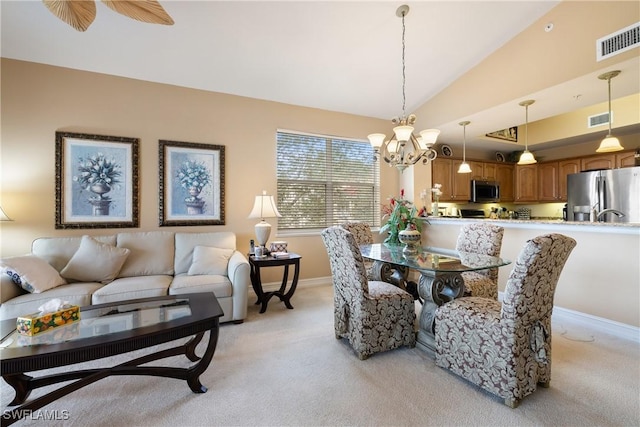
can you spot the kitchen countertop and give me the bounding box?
[421,216,640,233]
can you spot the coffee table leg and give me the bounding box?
[3,373,33,406]
[186,326,219,393]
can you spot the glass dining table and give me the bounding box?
[359,243,511,355]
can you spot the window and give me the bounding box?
[276,130,380,232]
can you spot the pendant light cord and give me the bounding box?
[525,104,529,150]
[607,77,613,136]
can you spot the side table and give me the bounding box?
[249,253,302,313]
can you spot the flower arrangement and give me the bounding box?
[176,160,211,197]
[431,183,443,203]
[380,189,426,245]
[73,153,121,195]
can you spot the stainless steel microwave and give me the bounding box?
[470,180,500,203]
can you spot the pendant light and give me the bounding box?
[517,100,537,165]
[596,70,624,153]
[457,121,472,173]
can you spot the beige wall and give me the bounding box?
[0,59,399,283]
[423,220,640,328]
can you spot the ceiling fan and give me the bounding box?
[43,0,174,32]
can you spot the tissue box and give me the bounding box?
[16,305,81,336]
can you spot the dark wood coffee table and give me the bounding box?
[0,293,223,426]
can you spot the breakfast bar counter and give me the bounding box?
[420,217,640,330]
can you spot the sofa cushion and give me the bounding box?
[32,235,117,272]
[0,255,67,293]
[91,275,173,305]
[117,232,175,278]
[188,246,234,276]
[174,232,236,275]
[60,235,130,283]
[170,273,232,298]
[0,283,103,320]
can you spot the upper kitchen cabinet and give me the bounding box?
[558,159,580,201]
[514,164,538,202]
[469,161,497,181]
[495,163,514,202]
[581,154,615,171]
[432,159,453,201]
[617,151,638,168]
[538,162,560,202]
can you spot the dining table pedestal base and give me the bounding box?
[416,272,465,356]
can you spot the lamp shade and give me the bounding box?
[517,150,537,165]
[393,125,414,142]
[367,133,386,149]
[419,129,440,146]
[457,162,472,174]
[248,191,282,220]
[596,135,624,153]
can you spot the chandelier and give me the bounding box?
[368,5,440,173]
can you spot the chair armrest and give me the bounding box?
[1,273,26,304]
[227,251,250,321]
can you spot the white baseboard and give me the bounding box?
[498,291,640,343]
[255,280,640,343]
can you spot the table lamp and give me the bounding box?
[248,190,282,247]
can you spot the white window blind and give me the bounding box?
[276,130,380,231]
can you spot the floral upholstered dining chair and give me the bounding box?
[321,226,416,360]
[435,233,577,408]
[455,222,504,299]
[339,221,375,279]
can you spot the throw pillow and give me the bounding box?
[1,255,67,293]
[187,246,234,276]
[60,235,130,283]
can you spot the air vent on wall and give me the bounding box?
[596,21,640,61]
[588,112,611,128]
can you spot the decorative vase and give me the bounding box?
[398,224,421,255]
[432,201,439,216]
[90,183,111,198]
[185,187,205,214]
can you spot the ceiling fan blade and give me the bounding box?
[100,0,174,25]
[42,0,96,32]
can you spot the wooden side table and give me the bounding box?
[248,253,302,313]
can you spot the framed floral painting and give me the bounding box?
[159,140,225,226]
[55,132,139,229]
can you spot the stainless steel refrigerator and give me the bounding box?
[566,166,640,223]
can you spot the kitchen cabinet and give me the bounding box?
[538,162,560,201]
[469,161,496,180]
[617,151,638,168]
[431,159,453,201]
[558,159,580,201]
[581,154,615,171]
[495,164,514,202]
[514,164,538,202]
[451,160,472,201]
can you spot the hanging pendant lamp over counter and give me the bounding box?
[457,121,472,174]
[517,100,537,165]
[596,70,624,153]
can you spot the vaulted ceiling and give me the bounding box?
[2,1,638,154]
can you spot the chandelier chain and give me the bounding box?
[401,10,406,119]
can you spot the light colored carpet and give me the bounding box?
[2,284,639,426]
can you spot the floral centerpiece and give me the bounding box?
[176,160,211,202]
[380,189,426,245]
[73,153,121,199]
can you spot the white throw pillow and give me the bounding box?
[60,235,130,283]
[1,255,67,293]
[188,246,233,276]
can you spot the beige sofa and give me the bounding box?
[0,231,250,323]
